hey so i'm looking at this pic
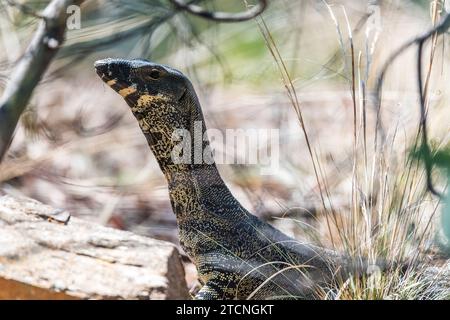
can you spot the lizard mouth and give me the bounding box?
[94,58,130,83]
[94,59,134,95]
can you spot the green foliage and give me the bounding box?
[433,144,450,172]
[412,141,450,252]
[434,144,450,244]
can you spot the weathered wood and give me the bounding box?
[0,195,190,299]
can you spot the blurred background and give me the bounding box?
[0,0,449,294]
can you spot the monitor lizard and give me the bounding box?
[95,58,385,299]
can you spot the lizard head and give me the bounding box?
[94,58,188,104]
[95,58,205,171]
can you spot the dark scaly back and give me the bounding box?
[95,58,367,299]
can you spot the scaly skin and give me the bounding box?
[95,58,372,299]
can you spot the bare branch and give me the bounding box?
[0,0,85,162]
[417,39,443,198]
[169,0,268,23]
[374,13,450,198]
[375,13,450,103]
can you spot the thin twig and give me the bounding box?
[169,0,268,23]
[416,40,442,198]
[374,13,450,198]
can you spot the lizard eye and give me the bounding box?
[149,69,161,80]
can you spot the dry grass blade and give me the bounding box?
[254,8,340,249]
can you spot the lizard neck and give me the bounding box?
[139,92,241,219]
[165,163,233,217]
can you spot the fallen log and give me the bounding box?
[0,194,190,299]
